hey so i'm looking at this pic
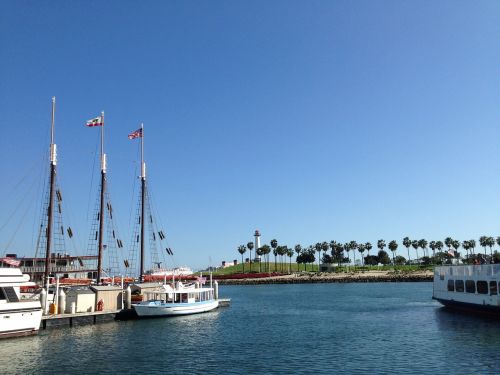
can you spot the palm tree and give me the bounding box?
[388,240,398,265]
[377,239,386,254]
[256,247,263,272]
[429,241,436,261]
[357,243,366,266]
[237,245,246,273]
[365,242,372,256]
[294,244,302,261]
[271,239,278,271]
[435,240,444,256]
[444,237,453,252]
[403,237,411,263]
[469,239,476,255]
[321,241,329,268]
[418,239,428,258]
[411,240,419,262]
[246,242,254,272]
[260,245,271,273]
[315,243,322,271]
[344,242,351,269]
[451,239,460,260]
[350,241,358,269]
[462,240,470,259]
[479,236,488,257]
[287,247,294,273]
[487,236,495,258]
[279,246,288,272]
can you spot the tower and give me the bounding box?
[254,230,261,261]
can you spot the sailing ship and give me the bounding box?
[126,125,219,317]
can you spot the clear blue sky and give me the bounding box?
[0,1,499,270]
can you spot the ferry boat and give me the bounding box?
[0,268,42,338]
[432,264,500,316]
[133,281,219,317]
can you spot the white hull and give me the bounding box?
[433,264,500,313]
[0,301,42,338]
[133,300,219,317]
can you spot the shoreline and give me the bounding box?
[216,270,434,285]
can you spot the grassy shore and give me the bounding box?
[212,263,434,284]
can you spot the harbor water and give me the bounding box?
[3,282,500,374]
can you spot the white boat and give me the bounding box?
[432,264,500,316]
[133,281,219,317]
[0,268,42,338]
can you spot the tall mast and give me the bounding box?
[44,97,57,285]
[140,123,145,282]
[97,112,106,285]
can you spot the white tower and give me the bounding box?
[254,230,261,261]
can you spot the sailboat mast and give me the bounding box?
[97,111,106,285]
[44,97,57,285]
[140,123,145,282]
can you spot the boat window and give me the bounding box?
[477,281,488,295]
[465,280,476,294]
[455,280,464,292]
[447,280,455,292]
[0,288,5,300]
[1,287,19,302]
[490,281,497,295]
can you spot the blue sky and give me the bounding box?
[0,1,499,270]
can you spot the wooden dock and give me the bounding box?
[41,298,231,329]
[41,310,120,329]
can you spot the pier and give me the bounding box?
[40,299,231,329]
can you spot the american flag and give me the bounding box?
[1,257,21,266]
[128,128,142,139]
[86,116,103,127]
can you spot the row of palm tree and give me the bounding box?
[237,235,500,273]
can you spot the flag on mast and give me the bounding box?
[86,117,103,127]
[128,128,143,139]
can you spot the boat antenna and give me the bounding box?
[96,111,106,285]
[44,97,57,286]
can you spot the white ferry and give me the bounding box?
[433,264,500,315]
[0,268,42,338]
[133,281,219,317]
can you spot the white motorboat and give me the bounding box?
[0,268,42,338]
[433,264,500,316]
[133,281,219,317]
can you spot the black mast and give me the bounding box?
[96,112,106,285]
[139,123,145,282]
[44,97,56,285]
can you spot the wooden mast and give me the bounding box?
[96,112,106,285]
[140,123,145,282]
[44,97,56,285]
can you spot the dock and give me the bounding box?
[41,310,120,329]
[40,298,231,329]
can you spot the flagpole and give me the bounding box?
[44,97,57,286]
[140,123,145,282]
[97,111,106,285]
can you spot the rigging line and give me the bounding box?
[0,158,41,211]
[127,142,141,233]
[85,131,100,224]
[3,184,40,251]
[0,173,39,234]
[30,149,48,256]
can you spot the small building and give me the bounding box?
[90,285,123,311]
[65,288,95,313]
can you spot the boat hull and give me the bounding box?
[133,300,219,317]
[433,297,500,318]
[0,302,42,339]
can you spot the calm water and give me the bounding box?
[3,283,500,374]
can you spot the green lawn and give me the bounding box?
[210,262,432,275]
